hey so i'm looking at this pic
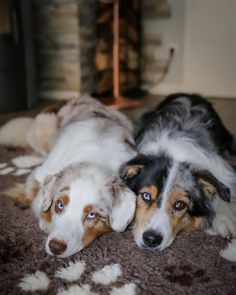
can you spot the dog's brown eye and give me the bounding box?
[55,200,65,213]
[173,200,186,211]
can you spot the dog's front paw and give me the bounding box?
[211,215,236,239]
[205,228,218,236]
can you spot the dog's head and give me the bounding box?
[32,163,136,257]
[120,154,231,250]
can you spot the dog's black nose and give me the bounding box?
[143,231,163,248]
[49,239,67,255]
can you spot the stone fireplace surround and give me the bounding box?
[32,0,171,101]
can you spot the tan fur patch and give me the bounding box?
[189,216,204,230]
[83,204,94,214]
[82,204,111,247]
[124,165,145,179]
[5,179,40,208]
[166,188,203,235]
[31,180,40,197]
[82,218,111,247]
[41,210,52,223]
[42,100,67,114]
[61,195,70,206]
[197,177,216,200]
[134,185,159,229]
[42,142,50,155]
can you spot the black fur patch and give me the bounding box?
[120,153,173,207]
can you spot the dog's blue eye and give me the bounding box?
[87,212,96,220]
[55,200,65,212]
[142,192,152,203]
[57,201,64,210]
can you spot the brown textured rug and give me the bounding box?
[1,145,236,295]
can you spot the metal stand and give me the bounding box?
[109,0,141,109]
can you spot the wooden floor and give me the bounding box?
[0,95,236,138]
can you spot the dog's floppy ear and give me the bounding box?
[119,154,150,186]
[194,170,231,202]
[38,171,63,212]
[109,177,136,232]
[37,163,83,212]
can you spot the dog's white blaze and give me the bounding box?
[147,162,179,249]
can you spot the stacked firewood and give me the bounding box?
[32,0,81,93]
[95,0,142,96]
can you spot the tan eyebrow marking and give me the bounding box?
[83,204,94,214]
[61,194,70,206]
[60,186,69,192]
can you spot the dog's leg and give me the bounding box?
[0,117,34,148]
[5,171,40,208]
[220,239,236,262]
[208,198,236,238]
[27,113,58,156]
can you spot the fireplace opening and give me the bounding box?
[0,0,36,112]
[0,0,11,40]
